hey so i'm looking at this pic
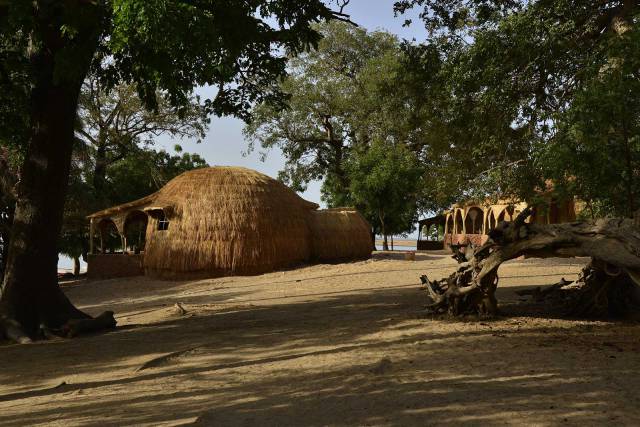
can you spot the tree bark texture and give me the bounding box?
[0,7,115,342]
[73,257,81,277]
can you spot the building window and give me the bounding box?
[146,208,170,231]
[157,211,170,231]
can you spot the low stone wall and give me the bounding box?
[417,240,444,250]
[87,254,144,279]
[444,233,489,250]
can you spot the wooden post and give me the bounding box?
[89,219,95,254]
[461,209,467,235]
[452,212,457,237]
[482,208,487,235]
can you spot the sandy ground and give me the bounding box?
[1,251,640,426]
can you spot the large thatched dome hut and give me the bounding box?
[87,167,372,279]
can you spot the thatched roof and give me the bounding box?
[139,167,319,279]
[88,167,373,279]
[308,208,373,262]
[88,167,319,221]
[88,194,157,219]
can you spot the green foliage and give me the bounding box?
[101,0,338,118]
[76,73,209,194]
[245,21,437,231]
[58,74,210,263]
[347,140,424,237]
[245,21,404,200]
[397,0,640,216]
[541,29,640,217]
[106,149,208,205]
[394,0,523,35]
[1,0,342,147]
[394,41,475,211]
[421,223,443,241]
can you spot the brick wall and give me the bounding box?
[417,240,444,250]
[87,254,144,279]
[444,233,489,250]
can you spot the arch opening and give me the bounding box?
[124,210,148,254]
[464,207,484,234]
[97,219,122,254]
[454,210,464,234]
[486,209,496,231]
[496,209,507,224]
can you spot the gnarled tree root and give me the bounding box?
[1,311,117,344]
[57,311,117,338]
[420,270,498,316]
[420,208,640,319]
[520,265,640,319]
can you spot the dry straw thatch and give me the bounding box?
[143,167,318,279]
[89,167,373,280]
[309,208,373,262]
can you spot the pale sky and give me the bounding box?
[60,1,426,270]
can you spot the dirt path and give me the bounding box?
[1,252,639,426]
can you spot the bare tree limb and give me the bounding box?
[421,210,640,318]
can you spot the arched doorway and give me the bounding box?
[496,208,508,225]
[124,211,149,254]
[464,207,484,234]
[424,224,439,241]
[97,219,122,254]
[505,205,515,221]
[454,209,464,234]
[485,209,496,231]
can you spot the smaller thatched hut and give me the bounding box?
[308,208,373,262]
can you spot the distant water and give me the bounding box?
[58,255,87,273]
[375,245,417,251]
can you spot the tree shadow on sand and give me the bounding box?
[1,282,640,426]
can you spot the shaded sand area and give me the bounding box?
[2,252,640,426]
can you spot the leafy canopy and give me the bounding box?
[0,0,346,151]
[396,0,640,216]
[347,140,424,237]
[76,73,209,193]
[245,21,431,212]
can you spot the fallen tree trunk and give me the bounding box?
[421,208,640,318]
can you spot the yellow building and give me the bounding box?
[418,197,581,250]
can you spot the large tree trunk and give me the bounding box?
[421,208,640,318]
[0,205,13,278]
[379,209,389,251]
[73,257,81,277]
[0,9,115,342]
[0,150,16,278]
